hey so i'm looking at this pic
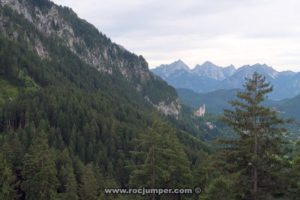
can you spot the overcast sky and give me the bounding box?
[53,0,300,71]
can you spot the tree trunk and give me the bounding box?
[253,132,258,200]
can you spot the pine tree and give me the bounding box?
[193,153,217,192]
[78,163,98,200]
[56,149,78,200]
[200,175,238,200]
[0,153,15,200]
[130,125,169,189]
[129,120,192,199]
[289,156,300,199]
[22,133,58,200]
[221,72,288,199]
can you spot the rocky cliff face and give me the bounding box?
[155,101,181,118]
[0,0,180,116]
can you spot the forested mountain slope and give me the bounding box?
[0,1,208,199]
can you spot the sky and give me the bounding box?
[52,0,300,71]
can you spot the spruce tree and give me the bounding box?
[200,175,237,200]
[222,72,288,200]
[56,149,78,200]
[289,156,300,199]
[129,120,192,199]
[78,163,98,200]
[0,153,15,200]
[22,133,58,200]
[129,123,170,189]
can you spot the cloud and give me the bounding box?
[53,0,300,71]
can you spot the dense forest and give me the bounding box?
[0,0,299,200]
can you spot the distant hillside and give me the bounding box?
[176,88,239,114]
[276,94,300,121]
[177,87,300,122]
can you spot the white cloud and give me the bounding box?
[53,0,300,71]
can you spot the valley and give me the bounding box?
[0,0,299,199]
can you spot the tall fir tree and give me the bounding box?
[221,72,289,200]
[0,152,15,200]
[200,175,238,200]
[21,133,58,200]
[78,163,98,200]
[129,120,192,199]
[56,149,78,200]
[289,156,300,199]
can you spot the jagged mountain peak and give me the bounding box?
[174,59,185,64]
[202,60,218,67]
[151,60,190,79]
[224,64,236,70]
[192,61,236,81]
[156,59,189,70]
[194,61,220,70]
[238,63,276,71]
[236,63,278,79]
[171,59,190,70]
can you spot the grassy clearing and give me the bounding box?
[0,76,19,105]
[0,73,39,105]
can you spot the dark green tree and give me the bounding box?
[78,163,98,200]
[56,149,78,200]
[130,125,169,189]
[289,156,300,199]
[200,175,238,200]
[0,153,15,200]
[193,153,217,192]
[129,120,192,199]
[222,72,289,200]
[22,133,58,200]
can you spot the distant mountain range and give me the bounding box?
[152,60,300,100]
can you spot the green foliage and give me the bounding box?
[78,164,98,200]
[56,149,78,200]
[288,141,300,199]
[193,153,218,191]
[129,120,192,199]
[0,152,16,200]
[200,175,239,200]
[22,133,58,200]
[142,76,178,104]
[130,120,192,187]
[0,74,38,106]
[0,76,19,105]
[26,0,53,12]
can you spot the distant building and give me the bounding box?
[194,104,206,117]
